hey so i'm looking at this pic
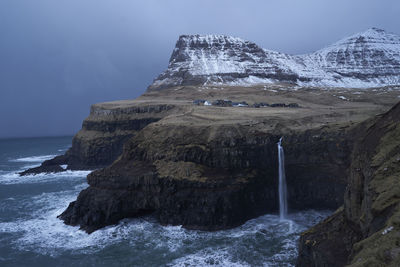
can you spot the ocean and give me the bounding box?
[0,136,330,267]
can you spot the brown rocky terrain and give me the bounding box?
[297,101,400,267]
[18,28,400,265]
[19,83,400,265]
[23,84,399,175]
[51,84,400,234]
[20,101,179,174]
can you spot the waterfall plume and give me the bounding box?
[277,137,288,220]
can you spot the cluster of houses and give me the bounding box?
[192,99,299,108]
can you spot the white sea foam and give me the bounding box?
[0,185,312,261]
[168,247,249,267]
[0,184,188,256]
[269,237,298,264]
[0,170,91,185]
[0,167,331,265]
[21,164,42,169]
[9,155,57,163]
[0,201,328,265]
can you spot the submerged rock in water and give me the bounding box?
[19,155,67,175]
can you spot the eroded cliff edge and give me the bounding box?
[297,101,400,267]
[20,100,178,175]
[58,122,350,233]
[56,85,399,233]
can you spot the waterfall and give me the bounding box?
[277,137,288,220]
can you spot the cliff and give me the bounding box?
[59,111,351,233]
[19,28,400,264]
[297,101,400,266]
[57,85,399,233]
[22,27,400,176]
[20,100,178,175]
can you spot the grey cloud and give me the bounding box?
[0,0,399,137]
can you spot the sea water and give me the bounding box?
[0,137,331,266]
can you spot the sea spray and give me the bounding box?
[0,137,330,265]
[277,137,288,220]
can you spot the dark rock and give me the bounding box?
[59,159,275,233]
[253,102,270,108]
[297,208,361,267]
[211,99,233,107]
[59,122,351,233]
[260,102,270,107]
[20,155,67,175]
[20,103,177,175]
[297,101,400,267]
[20,164,64,176]
[270,103,286,107]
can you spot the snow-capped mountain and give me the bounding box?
[148,28,400,90]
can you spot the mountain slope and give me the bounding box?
[148,35,301,90]
[297,101,400,266]
[148,28,400,90]
[298,28,400,87]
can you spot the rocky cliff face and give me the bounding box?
[59,116,352,233]
[297,101,400,267]
[148,35,302,90]
[20,101,177,175]
[50,79,400,234]
[148,28,400,90]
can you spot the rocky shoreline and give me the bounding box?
[58,123,351,233]
[19,84,400,266]
[16,27,400,265]
[20,102,178,175]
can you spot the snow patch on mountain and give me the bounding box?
[148,28,400,90]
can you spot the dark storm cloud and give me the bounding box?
[0,0,399,137]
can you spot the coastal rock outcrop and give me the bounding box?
[15,25,400,267]
[20,102,177,175]
[21,28,400,176]
[297,101,400,267]
[59,115,352,233]
[56,79,400,234]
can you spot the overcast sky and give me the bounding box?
[0,0,399,138]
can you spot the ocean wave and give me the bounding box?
[0,195,318,265]
[9,155,57,163]
[0,188,155,257]
[0,178,330,265]
[168,247,249,267]
[58,146,70,152]
[0,170,92,185]
[21,163,42,169]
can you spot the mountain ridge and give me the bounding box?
[148,28,400,90]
